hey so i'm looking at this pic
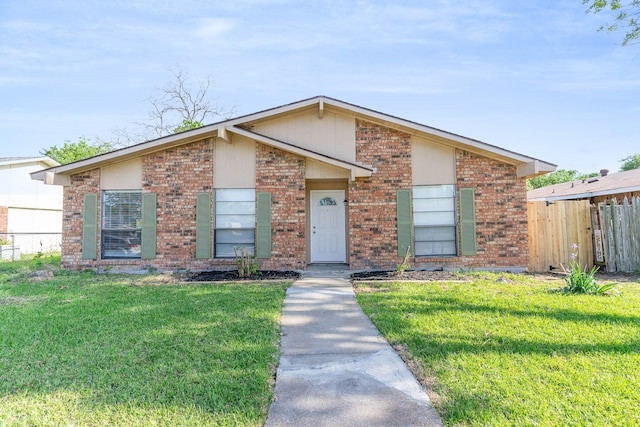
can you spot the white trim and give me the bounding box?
[226,125,374,180]
[29,96,556,184]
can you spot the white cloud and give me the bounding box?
[193,18,236,39]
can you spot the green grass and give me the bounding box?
[0,257,290,426]
[355,273,640,426]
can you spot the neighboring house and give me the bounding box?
[0,156,63,257]
[31,96,555,272]
[527,168,640,204]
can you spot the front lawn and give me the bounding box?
[355,273,640,426]
[0,257,289,426]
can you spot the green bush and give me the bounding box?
[562,244,617,295]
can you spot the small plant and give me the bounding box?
[234,246,260,278]
[396,246,411,276]
[0,237,11,246]
[561,243,617,295]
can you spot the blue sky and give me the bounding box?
[1,0,638,174]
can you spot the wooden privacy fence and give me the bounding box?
[595,197,640,273]
[527,200,593,272]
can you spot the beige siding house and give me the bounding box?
[1,156,62,257]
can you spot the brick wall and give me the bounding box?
[455,149,529,268]
[0,206,7,234]
[59,124,529,272]
[256,143,307,270]
[413,150,528,270]
[61,169,100,269]
[349,119,413,270]
[142,139,214,271]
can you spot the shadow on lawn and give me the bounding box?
[391,294,640,356]
[0,282,287,423]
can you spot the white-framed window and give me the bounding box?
[102,191,142,259]
[413,185,456,256]
[214,189,256,258]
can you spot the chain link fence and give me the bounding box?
[0,232,62,261]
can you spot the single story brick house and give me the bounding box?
[31,96,555,272]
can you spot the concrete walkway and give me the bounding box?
[265,275,443,427]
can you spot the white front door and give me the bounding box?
[310,190,346,263]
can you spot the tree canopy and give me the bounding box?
[583,0,640,45]
[40,137,114,165]
[526,169,598,190]
[619,154,640,171]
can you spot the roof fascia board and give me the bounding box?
[224,97,321,127]
[226,125,373,178]
[326,100,556,168]
[225,96,555,171]
[36,127,218,177]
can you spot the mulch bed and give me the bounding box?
[185,270,301,282]
[351,270,464,281]
[182,269,639,283]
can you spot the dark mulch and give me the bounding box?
[351,270,465,281]
[186,270,301,282]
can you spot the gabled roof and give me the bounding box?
[31,96,556,185]
[527,168,640,201]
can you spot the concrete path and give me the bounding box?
[265,276,443,427]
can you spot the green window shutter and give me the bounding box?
[82,193,98,260]
[195,192,212,259]
[141,193,157,260]
[396,189,412,257]
[459,188,477,256]
[255,192,272,259]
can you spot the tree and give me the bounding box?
[526,169,598,190]
[619,154,640,170]
[41,67,233,160]
[143,68,234,138]
[40,137,114,165]
[173,119,204,134]
[583,0,640,45]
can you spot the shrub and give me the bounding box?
[562,244,617,295]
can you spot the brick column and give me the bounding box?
[349,119,412,269]
[256,143,306,270]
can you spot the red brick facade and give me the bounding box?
[256,144,307,270]
[349,119,412,269]
[142,140,214,270]
[413,150,529,270]
[60,121,530,272]
[456,150,529,268]
[61,169,100,269]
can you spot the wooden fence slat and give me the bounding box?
[527,200,592,272]
[597,196,640,273]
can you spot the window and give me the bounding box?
[102,191,142,259]
[413,185,456,256]
[215,189,256,257]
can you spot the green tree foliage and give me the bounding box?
[619,154,640,171]
[40,137,114,165]
[173,119,204,133]
[526,169,598,190]
[583,0,640,45]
